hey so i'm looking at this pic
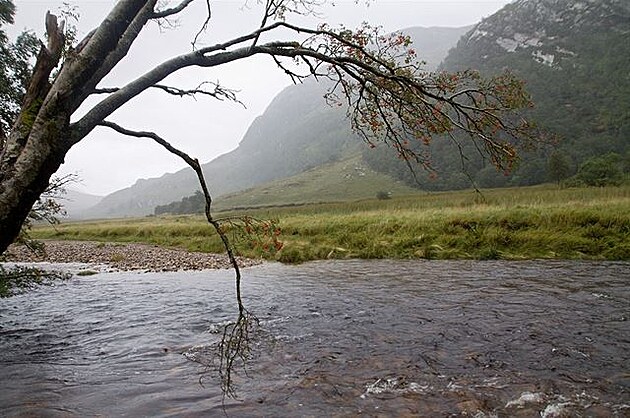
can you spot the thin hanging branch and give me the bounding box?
[98,120,258,397]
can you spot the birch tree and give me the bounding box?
[0,0,536,253]
[0,0,542,397]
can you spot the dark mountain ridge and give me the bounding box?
[365,0,630,190]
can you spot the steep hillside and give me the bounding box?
[445,0,629,158]
[85,81,357,218]
[367,0,630,190]
[83,25,470,218]
[212,155,419,211]
[59,189,103,219]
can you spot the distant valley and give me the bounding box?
[79,25,470,219]
[79,0,629,219]
[58,189,103,219]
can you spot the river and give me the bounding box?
[1,260,628,416]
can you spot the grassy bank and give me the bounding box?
[32,184,630,263]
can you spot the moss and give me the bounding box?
[19,98,44,135]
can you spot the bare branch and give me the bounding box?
[153,82,245,105]
[191,0,211,49]
[98,120,259,397]
[150,0,195,19]
[93,82,245,107]
[71,45,257,141]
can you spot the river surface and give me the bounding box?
[1,260,628,417]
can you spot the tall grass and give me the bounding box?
[33,184,630,262]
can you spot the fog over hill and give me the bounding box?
[83,80,356,218]
[81,25,471,219]
[59,189,103,219]
[80,0,630,218]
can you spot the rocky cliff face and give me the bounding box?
[365,0,629,190]
[443,0,630,179]
[450,0,629,69]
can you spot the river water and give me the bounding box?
[1,260,628,417]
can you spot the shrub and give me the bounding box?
[376,191,392,200]
[575,153,624,187]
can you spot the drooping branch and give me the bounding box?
[96,121,245,310]
[98,119,259,397]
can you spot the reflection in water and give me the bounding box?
[0,260,628,416]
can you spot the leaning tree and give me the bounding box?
[0,0,536,255]
[0,0,538,395]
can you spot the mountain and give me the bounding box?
[58,189,103,219]
[85,80,356,218]
[82,25,471,218]
[444,0,629,157]
[365,0,630,189]
[401,26,473,70]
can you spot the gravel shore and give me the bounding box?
[4,240,261,272]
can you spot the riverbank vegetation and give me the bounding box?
[31,184,630,263]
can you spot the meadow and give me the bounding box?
[33,184,630,263]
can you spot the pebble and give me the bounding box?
[4,240,261,272]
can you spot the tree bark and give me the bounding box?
[0,0,152,254]
[0,12,65,252]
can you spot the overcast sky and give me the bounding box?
[11,0,511,196]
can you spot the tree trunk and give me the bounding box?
[0,121,71,252]
[0,11,67,253]
[0,0,152,254]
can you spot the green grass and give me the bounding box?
[32,184,630,263]
[213,154,419,211]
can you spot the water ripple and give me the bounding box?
[0,260,628,416]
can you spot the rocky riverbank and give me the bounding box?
[4,240,261,272]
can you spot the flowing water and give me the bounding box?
[0,260,628,417]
